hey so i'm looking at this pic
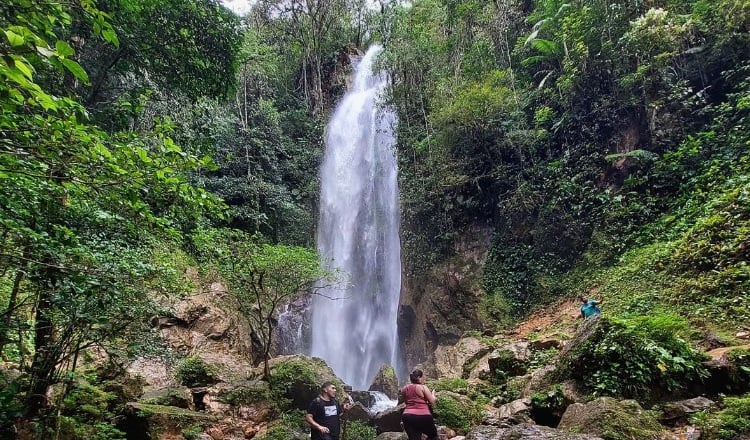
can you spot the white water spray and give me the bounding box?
[311,45,401,390]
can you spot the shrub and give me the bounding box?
[431,377,470,393]
[567,315,708,399]
[259,411,308,440]
[0,376,22,437]
[343,420,376,440]
[692,394,750,440]
[726,349,750,393]
[432,394,482,434]
[58,381,126,440]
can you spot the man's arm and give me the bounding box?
[306,412,330,434]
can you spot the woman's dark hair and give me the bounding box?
[409,369,423,384]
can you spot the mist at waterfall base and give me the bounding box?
[310,45,403,393]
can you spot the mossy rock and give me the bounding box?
[216,380,271,406]
[140,387,191,408]
[558,397,664,440]
[267,355,345,411]
[120,403,217,440]
[369,364,399,399]
[433,391,483,435]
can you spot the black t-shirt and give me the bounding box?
[307,396,342,440]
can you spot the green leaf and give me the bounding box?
[102,28,120,46]
[9,55,34,80]
[36,45,54,57]
[4,30,25,47]
[61,59,90,84]
[55,40,75,57]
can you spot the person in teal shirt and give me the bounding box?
[580,297,603,319]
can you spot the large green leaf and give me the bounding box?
[4,29,25,47]
[61,58,90,84]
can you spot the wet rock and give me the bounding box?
[350,390,376,407]
[370,364,400,399]
[373,403,404,433]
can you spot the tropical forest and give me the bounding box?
[0,0,748,439]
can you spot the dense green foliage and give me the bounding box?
[382,0,750,331]
[2,0,750,436]
[693,394,750,440]
[432,393,483,434]
[174,356,218,387]
[566,315,708,399]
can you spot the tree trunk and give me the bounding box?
[24,288,57,418]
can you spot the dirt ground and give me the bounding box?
[511,297,584,339]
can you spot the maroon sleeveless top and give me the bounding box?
[402,384,431,415]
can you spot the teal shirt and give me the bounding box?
[580,300,601,318]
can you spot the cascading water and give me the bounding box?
[311,45,402,390]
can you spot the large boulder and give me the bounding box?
[434,336,493,379]
[267,355,347,411]
[373,403,405,433]
[207,380,274,423]
[398,223,491,369]
[119,402,218,440]
[465,423,603,439]
[488,342,531,378]
[343,402,372,425]
[140,387,191,409]
[558,397,664,440]
[550,316,603,382]
[369,365,400,399]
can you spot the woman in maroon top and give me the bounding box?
[401,369,438,440]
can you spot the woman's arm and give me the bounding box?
[421,385,437,405]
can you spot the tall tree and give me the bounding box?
[0,0,224,426]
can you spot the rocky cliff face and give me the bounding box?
[398,222,493,372]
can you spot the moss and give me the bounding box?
[218,381,271,406]
[175,356,218,388]
[432,393,483,435]
[692,393,750,440]
[267,356,342,411]
[560,397,664,440]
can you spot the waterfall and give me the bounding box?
[311,45,402,390]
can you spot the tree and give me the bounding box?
[77,0,242,129]
[194,228,338,378]
[253,0,354,115]
[1,0,224,427]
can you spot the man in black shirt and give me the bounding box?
[306,382,350,440]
